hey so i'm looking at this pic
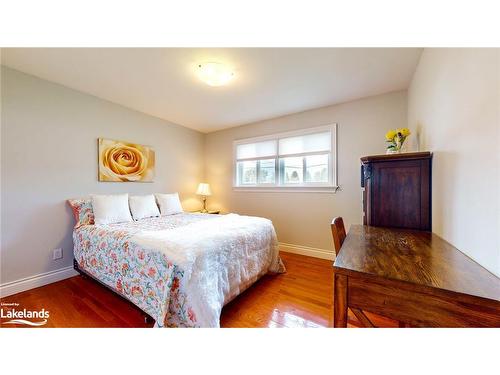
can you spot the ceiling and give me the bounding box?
[1,48,422,133]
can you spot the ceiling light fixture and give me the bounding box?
[197,62,234,87]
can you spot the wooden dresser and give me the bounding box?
[334,151,500,327]
[361,152,432,231]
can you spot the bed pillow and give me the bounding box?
[155,193,183,216]
[129,194,160,220]
[68,198,95,228]
[91,194,133,224]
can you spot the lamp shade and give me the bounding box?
[196,183,212,196]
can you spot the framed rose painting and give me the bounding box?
[98,138,155,182]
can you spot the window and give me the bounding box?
[234,124,337,191]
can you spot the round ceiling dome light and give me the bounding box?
[197,62,234,87]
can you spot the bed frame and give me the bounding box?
[73,259,155,324]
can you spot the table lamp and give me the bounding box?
[196,183,212,213]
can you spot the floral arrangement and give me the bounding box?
[385,128,411,153]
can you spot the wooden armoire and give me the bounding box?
[361,151,432,231]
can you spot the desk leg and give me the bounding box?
[334,273,348,328]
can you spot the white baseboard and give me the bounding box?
[279,242,335,260]
[0,266,78,298]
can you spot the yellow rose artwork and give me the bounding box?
[98,138,155,182]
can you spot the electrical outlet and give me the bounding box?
[53,248,63,260]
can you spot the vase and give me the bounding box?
[385,133,410,154]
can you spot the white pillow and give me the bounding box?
[155,193,183,216]
[91,194,133,224]
[129,194,160,221]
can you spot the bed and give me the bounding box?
[73,212,285,327]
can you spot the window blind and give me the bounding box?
[278,131,331,156]
[236,140,277,160]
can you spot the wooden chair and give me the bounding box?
[331,217,376,328]
[331,217,346,256]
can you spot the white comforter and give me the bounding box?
[131,213,284,327]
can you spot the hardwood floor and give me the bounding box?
[0,252,398,328]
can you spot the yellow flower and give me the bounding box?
[398,128,411,137]
[385,130,397,141]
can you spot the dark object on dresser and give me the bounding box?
[361,151,432,231]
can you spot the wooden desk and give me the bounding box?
[333,225,500,327]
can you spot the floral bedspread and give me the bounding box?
[73,213,284,327]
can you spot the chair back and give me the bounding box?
[331,217,346,256]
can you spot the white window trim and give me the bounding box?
[233,124,338,192]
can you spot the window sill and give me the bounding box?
[232,186,340,193]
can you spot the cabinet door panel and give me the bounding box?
[371,160,422,229]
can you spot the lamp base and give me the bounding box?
[201,196,208,213]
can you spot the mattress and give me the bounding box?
[73,212,284,327]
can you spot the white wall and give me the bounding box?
[205,91,408,255]
[408,48,500,277]
[1,66,205,285]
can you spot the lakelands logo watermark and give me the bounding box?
[1,302,49,326]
